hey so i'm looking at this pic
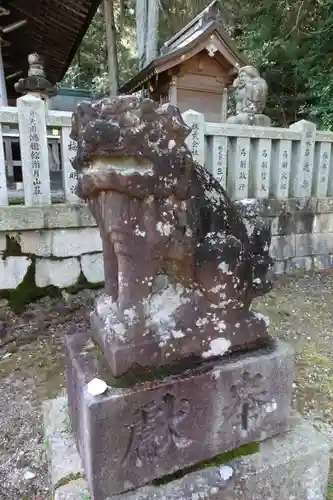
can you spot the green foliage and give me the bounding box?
[62,2,137,96]
[63,0,333,128]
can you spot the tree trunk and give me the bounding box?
[136,0,148,71]
[145,0,159,66]
[104,0,119,95]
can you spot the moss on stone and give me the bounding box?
[86,339,206,389]
[4,234,22,257]
[152,442,259,486]
[66,271,103,295]
[0,260,61,313]
[0,233,103,311]
[54,472,85,490]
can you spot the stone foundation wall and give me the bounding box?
[0,205,103,302]
[236,197,333,276]
[1,198,332,303]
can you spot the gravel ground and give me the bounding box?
[0,273,332,499]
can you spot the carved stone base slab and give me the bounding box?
[91,304,271,377]
[65,332,293,498]
[46,403,329,500]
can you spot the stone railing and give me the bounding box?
[0,99,332,207]
[0,95,79,206]
[183,109,332,201]
[1,100,333,300]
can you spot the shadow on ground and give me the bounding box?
[0,273,332,499]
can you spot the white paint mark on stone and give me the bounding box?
[134,226,146,237]
[266,400,277,413]
[253,311,270,327]
[172,330,185,339]
[144,283,191,341]
[92,157,154,177]
[219,465,233,481]
[202,337,231,359]
[156,221,173,236]
[23,470,36,481]
[87,378,108,396]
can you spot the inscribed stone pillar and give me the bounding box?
[17,94,51,205]
[289,120,316,198]
[182,109,205,166]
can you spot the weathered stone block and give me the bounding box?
[273,261,285,275]
[43,395,84,491]
[20,230,52,257]
[0,206,45,231]
[55,479,89,500]
[234,199,263,219]
[66,332,293,498]
[313,255,330,270]
[294,211,314,234]
[313,232,333,255]
[289,256,313,272]
[0,234,6,252]
[81,253,104,283]
[46,401,329,500]
[43,205,96,229]
[317,197,333,214]
[35,258,81,288]
[295,233,313,257]
[51,228,102,257]
[295,196,317,214]
[313,213,333,233]
[269,235,295,260]
[270,213,295,236]
[0,256,31,290]
[91,303,271,377]
[109,415,330,500]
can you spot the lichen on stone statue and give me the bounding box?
[70,95,273,375]
[227,65,271,126]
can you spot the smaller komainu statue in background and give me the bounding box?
[227,65,271,126]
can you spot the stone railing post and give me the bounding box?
[289,119,316,198]
[182,109,205,166]
[17,93,51,205]
[15,53,58,205]
[227,134,250,199]
[0,116,8,205]
[207,134,228,190]
[313,140,331,198]
[270,138,292,199]
[60,124,80,203]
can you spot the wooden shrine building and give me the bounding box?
[120,1,247,122]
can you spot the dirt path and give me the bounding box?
[0,274,332,499]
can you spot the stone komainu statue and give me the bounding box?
[70,96,273,361]
[227,65,271,126]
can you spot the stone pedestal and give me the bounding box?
[44,396,330,500]
[91,301,271,377]
[65,331,293,498]
[50,94,327,500]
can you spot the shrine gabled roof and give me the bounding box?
[3,0,101,98]
[120,0,246,94]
